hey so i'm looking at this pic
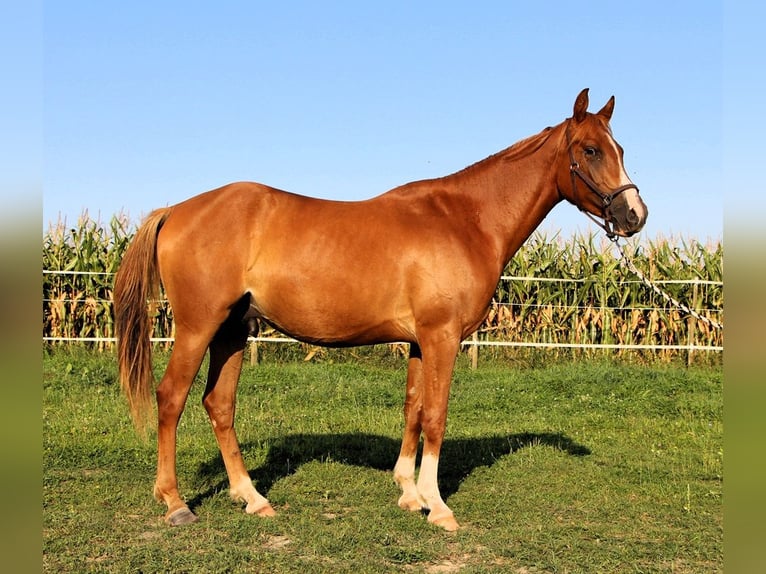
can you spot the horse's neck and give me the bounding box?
[450,124,565,266]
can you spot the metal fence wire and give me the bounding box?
[42,270,723,355]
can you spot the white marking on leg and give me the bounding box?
[417,453,458,529]
[416,453,442,510]
[229,475,272,515]
[394,454,425,511]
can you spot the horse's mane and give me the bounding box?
[450,125,558,178]
[502,126,556,160]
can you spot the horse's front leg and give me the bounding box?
[415,332,461,531]
[393,344,427,512]
[394,333,461,531]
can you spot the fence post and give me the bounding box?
[686,282,698,367]
[249,340,259,366]
[470,331,479,370]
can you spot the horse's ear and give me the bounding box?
[597,96,615,122]
[573,88,589,122]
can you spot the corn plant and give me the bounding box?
[43,212,723,359]
[42,212,173,349]
[485,233,722,357]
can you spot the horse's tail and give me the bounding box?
[113,208,172,435]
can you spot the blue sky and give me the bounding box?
[41,1,724,241]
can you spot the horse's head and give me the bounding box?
[557,88,648,238]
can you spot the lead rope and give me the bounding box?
[610,236,723,330]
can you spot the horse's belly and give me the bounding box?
[248,283,415,346]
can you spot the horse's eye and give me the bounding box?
[584,147,598,158]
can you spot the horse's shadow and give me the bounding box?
[189,432,590,511]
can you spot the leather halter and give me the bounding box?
[564,120,640,239]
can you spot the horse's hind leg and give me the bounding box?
[153,328,212,525]
[203,319,275,517]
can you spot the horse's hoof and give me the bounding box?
[397,495,426,513]
[165,507,199,526]
[428,511,460,532]
[246,502,276,517]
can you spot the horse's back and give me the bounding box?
[154,181,496,344]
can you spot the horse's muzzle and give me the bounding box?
[607,189,648,237]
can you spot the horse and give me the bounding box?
[113,88,647,531]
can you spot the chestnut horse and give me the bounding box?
[114,89,647,531]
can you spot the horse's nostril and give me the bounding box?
[628,208,639,225]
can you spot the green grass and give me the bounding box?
[43,348,722,573]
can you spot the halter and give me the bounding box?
[564,120,640,239]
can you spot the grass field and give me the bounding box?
[43,348,722,573]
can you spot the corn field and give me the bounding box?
[42,213,723,360]
[42,213,174,350]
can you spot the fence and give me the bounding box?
[42,270,723,366]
